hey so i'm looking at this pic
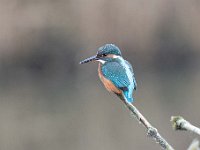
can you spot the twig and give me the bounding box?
[187,139,200,150]
[123,100,174,150]
[171,116,200,136]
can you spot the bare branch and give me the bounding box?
[123,101,174,150]
[188,139,200,150]
[171,116,200,136]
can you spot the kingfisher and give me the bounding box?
[80,44,137,103]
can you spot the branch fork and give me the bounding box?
[123,100,174,150]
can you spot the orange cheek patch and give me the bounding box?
[98,64,121,94]
[106,54,115,58]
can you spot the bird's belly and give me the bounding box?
[98,64,121,94]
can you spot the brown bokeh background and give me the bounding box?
[0,0,200,149]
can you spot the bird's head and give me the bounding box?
[80,44,122,64]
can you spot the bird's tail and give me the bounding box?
[116,92,134,103]
[125,97,134,103]
[123,91,134,103]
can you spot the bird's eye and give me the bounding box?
[102,54,107,57]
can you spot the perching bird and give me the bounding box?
[80,44,137,103]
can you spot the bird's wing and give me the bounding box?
[125,60,137,90]
[101,62,130,91]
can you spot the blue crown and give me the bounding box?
[97,44,122,56]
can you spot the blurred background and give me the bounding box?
[0,0,200,149]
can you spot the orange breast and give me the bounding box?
[98,63,121,94]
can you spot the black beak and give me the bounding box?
[80,55,98,64]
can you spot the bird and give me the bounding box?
[80,44,137,103]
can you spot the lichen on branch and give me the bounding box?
[171,116,200,136]
[123,100,174,150]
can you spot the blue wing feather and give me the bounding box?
[101,60,137,103]
[101,62,130,90]
[125,60,137,90]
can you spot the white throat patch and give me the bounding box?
[113,55,121,59]
[96,59,106,64]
